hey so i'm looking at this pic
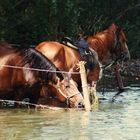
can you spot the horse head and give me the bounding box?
[49,72,84,108]
[110,23,130,63]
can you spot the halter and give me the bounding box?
[114,30,120,49]
[49,79,79,107]
[112,30,126,64]
[101,31,122,71]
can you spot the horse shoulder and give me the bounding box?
[36,41,67,70]
[63,46,81,68]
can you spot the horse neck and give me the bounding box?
[11,54,36,85]
[88,30,115,62]
[23,48,64,84]
[64,46,81,69]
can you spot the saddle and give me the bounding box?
[61,37,78,49]
[61,37,96,70]
[61,37,92,55]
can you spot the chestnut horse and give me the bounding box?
[36,23,130,105]
[0,42,84,108]
[87,23,130,65]
[86,23,130,91]
[36,40,102,106]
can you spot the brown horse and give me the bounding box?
[86,23,130,91]
[0,42,84,108]
[36,40,102,106]
[36,23,130,104]
[87,23,130,64]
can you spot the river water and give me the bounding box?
[0,86,140,140]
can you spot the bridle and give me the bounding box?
[112,30,127,65]
[102,30,126,70]
[49,79,79,107]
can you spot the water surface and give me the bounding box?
[0,86,140,140]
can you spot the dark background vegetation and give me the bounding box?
[0,0,139,58]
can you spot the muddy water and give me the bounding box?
[0,86,140,140]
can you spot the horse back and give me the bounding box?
[36,41,79,71]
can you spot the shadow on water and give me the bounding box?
[0,85,140,140]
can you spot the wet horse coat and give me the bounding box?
[0,43,84,108]
[36,23,130,104]
[36,40,102,106]
[36,41,101,87]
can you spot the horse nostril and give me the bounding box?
[78,102,85,108]
[66,85,70,88]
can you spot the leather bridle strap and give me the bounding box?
[50,82,79,107]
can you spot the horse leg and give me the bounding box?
[114,64,124,93]
[89,81,99,108]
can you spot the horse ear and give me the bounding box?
[111,23,116,27]
[116,26,122,37]
[110,23,117,31]
[110,23,122,34]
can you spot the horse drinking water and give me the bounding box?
[36,23,130,105]
[0,42,84,108]
[36,37,102,106]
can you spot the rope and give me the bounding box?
[0,64,82,108]
[0,99,85,110]
[0,99,66,110]
[0,99,47,108]
[0,64,81,75]
[102,60,116,70]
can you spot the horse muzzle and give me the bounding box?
[77,101,85,108]
[68,94,85,108]
[74,98,85,108]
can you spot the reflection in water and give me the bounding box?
[0,86,140,140]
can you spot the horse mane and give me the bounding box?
[20,48,64,83]
[0,42,64,83]
[87,23,127,46]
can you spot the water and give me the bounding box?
[0,86,140,140]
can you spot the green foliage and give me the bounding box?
[0,0,139,58]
